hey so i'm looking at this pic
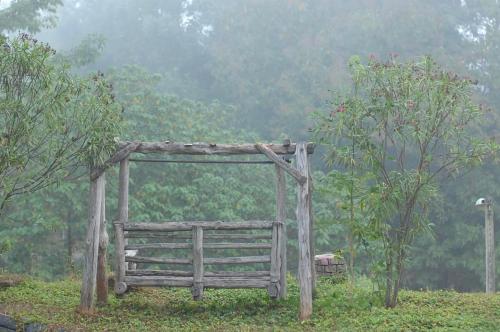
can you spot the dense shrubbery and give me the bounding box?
[1,277,499,331]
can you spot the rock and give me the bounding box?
[0,314,16,330]
[0,274,25,289]
[24,323,46,332]
[314,253,346,276]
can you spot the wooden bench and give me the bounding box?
[114,220,286,299]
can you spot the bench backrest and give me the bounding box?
[115,220,285,299]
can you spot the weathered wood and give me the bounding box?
[91,141,315,182]
[118,141,315,155]
[125,270,270,278]
[126,256,192,265]
[307,155,316,293]
[296,142,313,321]
[256,143,306,184]
[125,243,192,250]
[79,173,105,310]
[114,158,129,295]
[204,277,270,288]
[279,222,286,298]
[124,276,270,288]
[96,174,108,305]
[204,271,270,277]
[192,226,204,300]
[268,222,281,298]
[204,234,272,240]
[203,243,272,249]
[125,276,192,287]
[91,142,140,180]
[125,232,192,239]
[130,159,277,164]
[123,221,274,231]
[126,270,193,277]
[276,164,287,299]
[204,256,271,264]
[485,204,495,293]
[125,233,271,240]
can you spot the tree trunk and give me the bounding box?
[348,232,355,282]
[66,210,73,275]
[391,248,405,307]
[384,252,393,308]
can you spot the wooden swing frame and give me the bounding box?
[79,141,315,320]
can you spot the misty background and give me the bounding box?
[1,0,500,292]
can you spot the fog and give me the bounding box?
[1,0,500,293]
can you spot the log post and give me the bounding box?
[192,226,204,300]
[485,203,495,294]
[114,158,129,295]
[296,142,313,321]
[79,172,105,311]
[96,173,108,305]
[307,158,316,293]
[269,221,281,298]
[275,165,287,299]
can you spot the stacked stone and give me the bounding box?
[314,254,346,276]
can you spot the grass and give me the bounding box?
[0,275,499,331]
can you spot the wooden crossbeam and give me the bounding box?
[256,143,307,184]
[118,141,315,155]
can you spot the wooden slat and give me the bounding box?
[204,271,270,277]
[204,234,271,240]
[204,277,270,288]
[126,270,193,277]
[125,270,270,278]
[204,256,271,265]
[125,276,192,287]
[125,233,192,239]
[125,256,192,264]
[125,243,191,250]
[125,233,271,240]
[203,243,272,249]
[124,276,270,289]
[123,221,274,231]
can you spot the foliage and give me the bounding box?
[0,0,62,35]
[0,180,86,277]
[313,56,497,307]
[55,33,107,68]
[0,34,122,216]
[0,65,286,278]
[1,277,500,331]
[3,0,500,293]
[315,170,383,285]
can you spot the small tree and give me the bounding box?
[314,56,497,307]
[0,34,122,215]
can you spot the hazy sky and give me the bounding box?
[0,0,11,11]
